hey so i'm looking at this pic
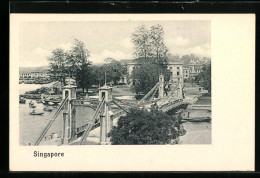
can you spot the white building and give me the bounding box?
[167,62,184,86]
[19,71,49,79]
[126,62,141,77]
[183,67,190,79]
[126,61,186,86]
[189,61,203,77]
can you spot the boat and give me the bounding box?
[43,107,53,112]
[41,94,62,105]
[29,103,36,108]
[29,101,36,108]
[36,99,42,103]
[48,102,55,105]
[19,98,26,104]
[186,117,211,122]
[29,112,44,115]
[181,120,188,123]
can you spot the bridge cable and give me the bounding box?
[138,82,160,104]
[34,96,69,146]
[111,100,130,114]
[150,86,159,102]
[112,98,135,108]
[79,97,105,145]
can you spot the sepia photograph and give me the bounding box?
[18,20,211,146]
[10,14,254,171]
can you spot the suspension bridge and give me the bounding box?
[34,74,189,146]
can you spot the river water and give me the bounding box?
[19,83,95,145]
[19,84,211,145]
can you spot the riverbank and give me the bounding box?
[19,78,53,84]
[19,81,58,95]
[179,122,211,144]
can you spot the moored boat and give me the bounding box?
[36,99,42,103]
[43,107,53,112]
[19,98,26,104]
[29,112,44,115]
[181,119,188,123]
[185,117,211,122]
[48,102,55,105]
[41,93,62,105]
[29,101,36,108]
[29,103,36,108]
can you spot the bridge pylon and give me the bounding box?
[158,74,164,98]
[98,85,113,145]
[61,84,77,145]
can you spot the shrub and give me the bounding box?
[109,108,183,145]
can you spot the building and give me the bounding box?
[118,75,127,84]
[183,67,190,79]
[167,62,184,85]
[124,58,207,85]
[189,61,203,77]
[126,62,142,85]
[125,60,186,86]
[31,71,48,78]
[19,71,33,79]
[19,69,49,79]
[126,62,141,77]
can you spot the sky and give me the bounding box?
[19,20,210,67]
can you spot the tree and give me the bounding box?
[132,24,169,62]
[195,63,211,94]
[131,25,152,60]
[131,24,170,91]
[89,65,104,87]
[103,58,127,85]
[131,58,170,94]
[109,108,183,145]
[149,24,168,61]
[47,39,92,92]
[88,59,127,87]
[47,48,68,86]
[69,39,92,92]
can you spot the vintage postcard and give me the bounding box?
[10,14,255,171]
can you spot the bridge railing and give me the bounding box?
[159,99,183,110]
[75,110,127,137]
[38,107,128,144]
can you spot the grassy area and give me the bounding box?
[75,85,136,98]
[112,86,136,96]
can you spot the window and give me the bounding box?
[177,72,179,76]
[177,67,179,69]
[102,92,105,98]
[186,71,188,73]
[170,67,172,69]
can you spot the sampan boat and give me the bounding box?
[43,108,53,112]
[187,117,211,122]
[29,112,44,115]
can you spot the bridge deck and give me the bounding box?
[38,94,191,145]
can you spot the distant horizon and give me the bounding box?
[19,54,211,70]
[19,20,210,67]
